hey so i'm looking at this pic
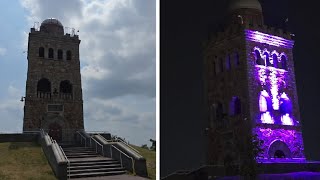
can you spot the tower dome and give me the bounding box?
[228,0,262,12]
[40,18,64,35]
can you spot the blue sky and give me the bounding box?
[0,0,156,146]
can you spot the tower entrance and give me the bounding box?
[48,122,62,142]
[268,140,291,158]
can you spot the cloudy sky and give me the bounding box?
[0,0,156,146]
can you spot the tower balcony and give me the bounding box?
[36,91,73,100]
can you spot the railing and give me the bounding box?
[59,93,73,100]
[76,131,87,147]
[113,136,140,154]
[58,145,70,179]
[37,91,52,99]
[0,130,41,134]
[86,131,109,134]
[90,136,104,156]
[110,144,135,174]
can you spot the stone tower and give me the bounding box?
[23,18,84,141]
[204,0,304,166]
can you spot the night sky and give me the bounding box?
[161,0,320,178]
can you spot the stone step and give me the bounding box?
[68,164,121,170]
[67,154,99,158]
[68,167,125,174]
[64,150,97,154]
[70,160,119,166]
[68,170,126,178]
[65,152,98,156]
[62,147,94,150]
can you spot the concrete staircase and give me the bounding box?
[60,143,126,179]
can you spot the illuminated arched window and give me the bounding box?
[279,93,292,115]
[229,97,241,116]
[264,52,271,67]
[279,93,293,125]
[226,54,231,70]
[235,52,240,66]
[259,90,272,112]
[255,50,264,65]
[272,54,278,68]
[281,55,287,70]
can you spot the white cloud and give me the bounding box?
[20,0,156,145]
[0,47,7,56]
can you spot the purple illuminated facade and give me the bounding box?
[246,30,305,159]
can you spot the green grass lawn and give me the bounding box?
[131,145,156,180]
[0,142,56,180]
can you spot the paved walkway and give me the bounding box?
[72,175,149,180]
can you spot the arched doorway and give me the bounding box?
[48,122,62,142]
[268,140,291,158]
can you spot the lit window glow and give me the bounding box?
[261,111,274,124]
[281,113,293,125]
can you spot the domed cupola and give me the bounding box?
[228,0,264,25]
[40,18,64,35]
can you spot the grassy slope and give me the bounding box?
[0,142,56,180]
[131,145,156,180]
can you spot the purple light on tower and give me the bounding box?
[252,45,295,125]
[245,30,294,49]
[247,29,304,160]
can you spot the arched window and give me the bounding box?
[58,49,63,60]
[66,50,72,60]
[216,102,223,120]
[39,47,44,57]
[235,52,240,66]
[259,90,272,112]
[264,52,271,67]
[219,58,224,72]
[279,93,292,115]
[255,50,264,65]
[229,97,241,115]
[37,78,51,98]
[280,55,287,70]
[37,78,51,92]
[48,48,54,59]
[272,54,278,68]
[60,80,72,94]
[226,54,231,70]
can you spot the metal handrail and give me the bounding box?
[0,130,41,134]
[76,131,87,147]
[110,144,135,174]
[90,136,104,156]
[114,136,140,154]
[58,145,70,179]
[86,131,109,134]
